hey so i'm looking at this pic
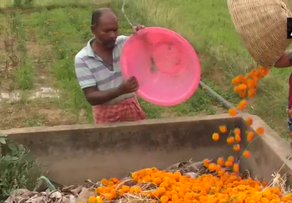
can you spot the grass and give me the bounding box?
[9,2,223,124]
[114,0,292,138]
[0,0,102,8]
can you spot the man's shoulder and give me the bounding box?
[75,46,88,61]
[75,38,94,61]
[116,35,130,44]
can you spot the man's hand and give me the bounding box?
[274,51,292,68]
[118,76,139,94]
[133,24,145,34]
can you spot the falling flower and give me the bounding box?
[243,150,251,159]
[247,131,255,143]
[212,133,220,142]
[227,136,235,145]
[229,108,238,117]
[233,144,241,152]
[219,125,228,134]
[256,127,265,136]
[237,100,248,111]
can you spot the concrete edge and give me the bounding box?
[1,113,239,135]
[243,113,292,171]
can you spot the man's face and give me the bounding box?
[92,12,119,49]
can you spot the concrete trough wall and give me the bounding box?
[1,114,292,186]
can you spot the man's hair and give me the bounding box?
[91,8,115,26]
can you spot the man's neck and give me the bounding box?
[92,39,113,54]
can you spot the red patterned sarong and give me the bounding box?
[93,97,147,124]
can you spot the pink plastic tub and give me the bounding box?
[121,27,201,107]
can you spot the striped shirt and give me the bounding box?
[74,35,134,104]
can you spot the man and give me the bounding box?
[74,8,147,123]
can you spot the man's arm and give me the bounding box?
[83,76,138,106]
[83,86,123,105]
[75,56,138,105]
[274,51,292,68]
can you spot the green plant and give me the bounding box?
[13,0,34,8]
[0,134,42,201]
[16,59,35,90]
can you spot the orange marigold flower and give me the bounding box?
[247,79,258,89]
[233,144,241,152]
[245,117,253,126]
[247,131,255,143]
[233,163,240,173]
[212,132,220,142]
[96,196,104,203]
[208,163,217,172]
[160,195,169,203]
[234,84,247,93]
[259,66,270,77]
[235,133,241,143]
[219,125,228,134]
[243,150,251,159]
[239,90,247,98]
[227,136,235,145]
[227,156,235,163]
[237,99,248,111]
[203,159,211,167]
[88,196,97,203]
[239,91,247,99]
[232,75,246,85]
[234,128,241,136]
[217,157,225,167]
[256,127,265,136]
[101,179,109,186]
[248,88,257,98]
[225,161,233,168]
[229,108,238,117]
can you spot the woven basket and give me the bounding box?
[227,0,292,67]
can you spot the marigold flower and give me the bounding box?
[243,150,251,159]
[203,159,211,167]
[212,133,220,142]
[208,163,217,172]
[248,88,257,98]
[219,125,228,134]
[227,156,235,163]
[259,66,270,77]
[234,84,247,94]
[234,128,241,136]
[256,127,265,136]
[245,117,253,126]
[227,136,235,145]
[232,75,246,85]
[237,99,248,111]
[229,108,238,117]
[233,144,241,152]
[247,131,255,143]
[235,133,241,143]
[233,163,240,173]
[217,157,225,167]
[88,196,97,203]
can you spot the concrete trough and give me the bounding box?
[1,113,292,186]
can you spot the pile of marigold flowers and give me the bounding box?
[88,165,292,203]
[86,66,285,203]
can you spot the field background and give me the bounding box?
[0,0,292,139]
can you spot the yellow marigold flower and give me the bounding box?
[212,132,220,142]
[219,125,228,134]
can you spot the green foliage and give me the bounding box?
[0,135,42,201]
[13,0,34,8]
